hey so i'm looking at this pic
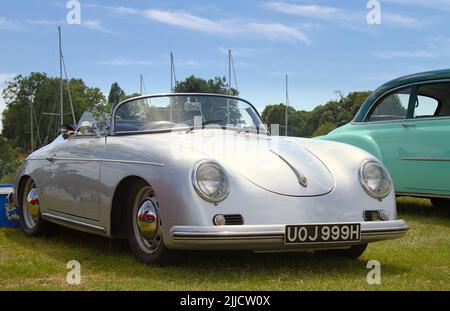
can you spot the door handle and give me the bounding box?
[401,123,416,128]
[46,154,56,162]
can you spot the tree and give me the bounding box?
[0,135,19,182]
[174,75,238,95]
[312,122,337,137]
[108,82,126,108]
[261,91,371,138]
[1,73,106,152]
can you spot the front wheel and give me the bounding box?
[430,198,449,208]
[315,244,368,258]
[19,178,49,236]
[127,181,175,264]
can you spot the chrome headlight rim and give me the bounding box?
[192,160,230,203]
[358,159,392,200]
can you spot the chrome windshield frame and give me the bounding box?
[109,93,267,135]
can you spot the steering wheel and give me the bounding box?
[138,121,175,131]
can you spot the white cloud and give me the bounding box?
[382,13,425,28]
[94,58,156,66]
[25,19,62,26]
[384,0,450,11]
[0,17,22,31]
[104,6,310,43]
[375,50,436,59]
[247,22,310,44]
[218,47,271,57]
[82,20,116,34]
[142,10,235,34]
[264,2,339,18]
[24,18,116,34]
[264,1,425,29]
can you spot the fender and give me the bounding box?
[317,133,384,162]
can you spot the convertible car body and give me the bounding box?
[319,69,450,208]
[12,93,408,263]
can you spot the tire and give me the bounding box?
[127,180,175,264]
[19,178,48,236]
[316,244,368,259]
[430,198,449,208]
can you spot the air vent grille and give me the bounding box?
[363,210,381,222]
[224,214,244,225]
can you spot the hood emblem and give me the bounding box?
[270,150,308,188]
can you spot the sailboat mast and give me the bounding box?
[285,74,289,137]
[30,95,34,152]
[58,26,64,127]
[228,49,232,95]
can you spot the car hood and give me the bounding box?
[171,130,334,197]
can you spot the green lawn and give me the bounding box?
[0,197,449,291]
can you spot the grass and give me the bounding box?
[0,197,449,291]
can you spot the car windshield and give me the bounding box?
[113,94,267,134]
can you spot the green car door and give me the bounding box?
[396,82,450,196]
[322,80,450,197]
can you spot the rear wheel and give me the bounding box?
[127,181,175,264]
[19,178,48,236]
[316,244,368,258]
[430,198,449,208]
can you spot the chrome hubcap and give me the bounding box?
[136,200,158,241]
[27,188,40,218]
[23,181,40,229]
[133,188,162,254]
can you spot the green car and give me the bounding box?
[319,69,450,208]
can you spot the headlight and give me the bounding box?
[359,160,391,199]
[192,160,230,203]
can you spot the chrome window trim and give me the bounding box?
[396,192,450,199]
[352,116,450,125]
[361,79,450,123]
[110,93,266,135]
[401,157,450,162]
[31,157,164,167]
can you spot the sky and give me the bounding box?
[1,0,450,130]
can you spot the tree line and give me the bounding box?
[0,72,370,182]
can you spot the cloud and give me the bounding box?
[382,13,425,28]
[264,1,425,29]
[384,0,450,11]
[218,47,271,57]
[247,23,310,44]
[24,18,116,34]
[375,50,436,59]
[264,2,339,18]
[142,10,235,34]
[103,6,310,43]
[93,58,156,66]
[25,19,63,26]
[0,17,23,31]
[82,20,116,34]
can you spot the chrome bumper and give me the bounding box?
[168,220,409,251]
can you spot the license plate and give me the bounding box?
[284,223,361,244]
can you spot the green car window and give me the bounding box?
[367,87,411,122]
[414,82,450,118]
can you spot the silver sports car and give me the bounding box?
[12,93,409,264]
